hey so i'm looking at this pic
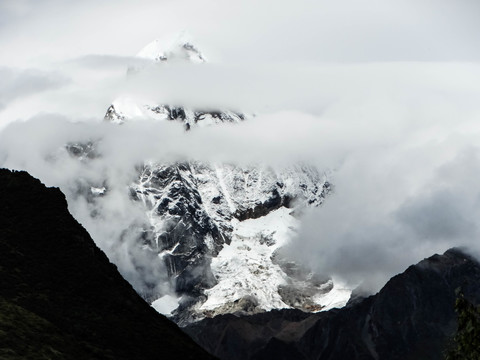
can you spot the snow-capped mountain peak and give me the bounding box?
[136,33,206,64]
[106,35,243,128]
[94,35,351,324]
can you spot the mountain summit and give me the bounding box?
[73,36,349,323]
[105,34,243,127]
[136,33,206,63]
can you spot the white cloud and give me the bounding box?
[0,67,69,111]
[2,60,480,295]
[1,0,480,296]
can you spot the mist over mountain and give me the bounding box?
[0,36,352,323]
[2,32,480,323]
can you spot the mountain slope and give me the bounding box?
[0,168,215,359]
[184,248,480,360]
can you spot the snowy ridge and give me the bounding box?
[105,98,245,128]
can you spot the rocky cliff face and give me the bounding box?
[131,160,333,323]
[65,137,336,323]
[184,248,480,360]
[0,168,215,360]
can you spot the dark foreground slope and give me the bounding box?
[0,169,214,360]
[185,249,480,360]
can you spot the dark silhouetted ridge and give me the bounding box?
[0,168,215,360]
[185,247,480,360]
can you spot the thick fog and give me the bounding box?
[1,1,480,296]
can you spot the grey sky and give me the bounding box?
[1,0,480,65]
[0,67,69,110]
[1,0,480,125]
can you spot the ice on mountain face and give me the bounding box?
[152,294,182,316]
[199,207,296,316]
[312,279,351,311]
[125,159,344,322]
[195,206,351,318]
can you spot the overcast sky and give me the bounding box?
[1,0,480,125]
[1,0,480,65]
[1,0,480,294]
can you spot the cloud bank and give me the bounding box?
[1,61,480,295]
[0,67,69,111]
[2,1,480,297]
